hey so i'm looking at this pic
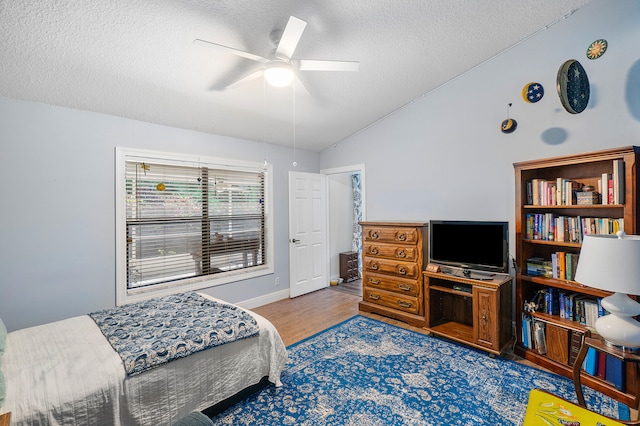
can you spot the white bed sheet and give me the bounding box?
[1,295,287,425]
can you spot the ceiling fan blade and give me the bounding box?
[194,38,268,63]
[275,16,307,59]
[293,75,311,97]
[225,69,265,89]
[298,59,360,72]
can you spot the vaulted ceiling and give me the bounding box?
[0,1,592,152]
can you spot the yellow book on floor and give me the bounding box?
[524,389,625,425]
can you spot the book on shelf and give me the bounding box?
[521,314,532,349]
[613,159,625,205]
[525,213,624,243]
[568,330,583,366]
[583,347,598,375]
[601,173,610,205]
[528,178,582,206]
[526,159,627,207]
[533,321,546,355]
[596,351,607,379]
[526,257,553,278]
[605,354,624,391]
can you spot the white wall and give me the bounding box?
[0,98,319,331]
[328,173,355,279]
[320,0,640,265]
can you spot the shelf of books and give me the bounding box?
[514,146,640,406]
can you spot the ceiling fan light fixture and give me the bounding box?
[264,60,294,87]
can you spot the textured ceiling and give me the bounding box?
[0,0,592,152]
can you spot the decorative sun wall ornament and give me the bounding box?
[557,59,590,114]
[522,82,544,103]
[586,39,607,60]
[501,103,517,134]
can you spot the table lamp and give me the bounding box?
[574,231,640,351]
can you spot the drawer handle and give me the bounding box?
[397,233,406,241]
[397,283,413,292]
[369,294,381,300]
[368,278,381,285]
[397,249,406,258]
[371,263,379,270]
[370,247,379,255]
[370,231,379,239]
[398,300,413,308]
[398,266,407,275]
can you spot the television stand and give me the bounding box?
[424,267,513,355]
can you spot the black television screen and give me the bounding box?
[429,220,509,273]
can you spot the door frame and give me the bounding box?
[320,163,367,282]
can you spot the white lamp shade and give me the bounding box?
[574,233,640,295]
[264,61,294,87]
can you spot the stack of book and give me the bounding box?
[525,159,625,206]
[524,213,624,243]
[526,258,553,278]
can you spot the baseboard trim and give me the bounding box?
[236,288,290,310]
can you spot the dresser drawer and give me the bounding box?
[362,226,420,245]
[363,242,418,261]
[363,272,420,296]
[363,288,421,315]
[363,256,420,279]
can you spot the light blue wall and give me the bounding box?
[2,0,639,331]
[0,98,319,331]
[320,0,640,262]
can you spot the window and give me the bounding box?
[115,148,273,305]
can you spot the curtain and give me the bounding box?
[351,173,363,276]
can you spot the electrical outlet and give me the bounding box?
[275,277,280,286]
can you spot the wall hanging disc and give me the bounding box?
[501,118,517,134]
[522,82,544,103]
[156,183,166,191]
[586,39,607,60]
[557,59,590,114]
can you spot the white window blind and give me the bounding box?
[116,148,272,304]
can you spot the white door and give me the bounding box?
[288,171,328,297]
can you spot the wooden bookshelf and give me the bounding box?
[514,146,640,407]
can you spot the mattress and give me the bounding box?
[1,295,287,425]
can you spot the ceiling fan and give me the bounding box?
[194,16,359,91]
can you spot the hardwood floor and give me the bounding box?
[252,286,430,347]
[252,287,535,362]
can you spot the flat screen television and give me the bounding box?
[429,220,509,274]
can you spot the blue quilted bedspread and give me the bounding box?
[89,292,259,376]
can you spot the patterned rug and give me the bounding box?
[210,315,629,425]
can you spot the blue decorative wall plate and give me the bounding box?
[557,59,590,114]
[522,82,544,103]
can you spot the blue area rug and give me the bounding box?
[211,315,628,425]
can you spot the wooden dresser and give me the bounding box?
[358,221,428,327]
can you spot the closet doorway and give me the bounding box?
[322,164,366,285]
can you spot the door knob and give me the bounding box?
[290,238,300,243]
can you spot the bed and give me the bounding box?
[0,292,287,425]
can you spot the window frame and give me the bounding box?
[115,147,274,305]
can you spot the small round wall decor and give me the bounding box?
[557,59,590,114]
[586,39,607,60]
[501,118,517,134]
[522,82,544,103]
